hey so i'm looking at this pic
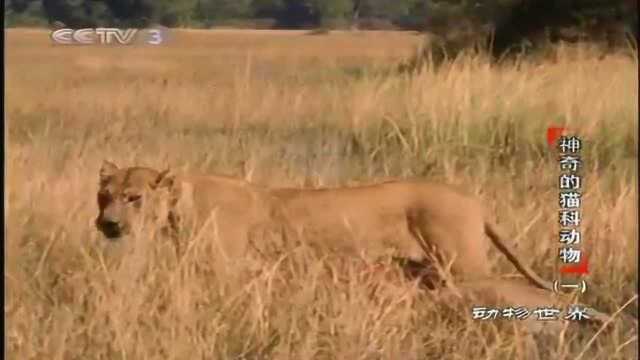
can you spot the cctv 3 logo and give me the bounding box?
[51,28,166,45]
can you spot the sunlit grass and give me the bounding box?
[5,29,638,359]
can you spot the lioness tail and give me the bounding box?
[484,222,554,292]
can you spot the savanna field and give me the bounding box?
[5,29,639,359]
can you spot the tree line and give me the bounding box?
[6,1,637,61]
[6,1,637,34]
[5,0,427,29]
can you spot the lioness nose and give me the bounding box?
[101,220,121,230]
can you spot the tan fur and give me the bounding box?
[95,161,552,290]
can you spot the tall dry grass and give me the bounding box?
[5,29,638,359]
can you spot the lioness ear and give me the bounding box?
[151,168,174,190]
[100,160,119,182]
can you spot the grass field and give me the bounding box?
[5,29,638,359]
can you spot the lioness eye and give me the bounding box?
[127,194,141,203]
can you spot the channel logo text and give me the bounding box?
[51,28,167,45]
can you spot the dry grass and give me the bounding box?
[5,29,638,359]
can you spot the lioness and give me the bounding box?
[95,160,552,291]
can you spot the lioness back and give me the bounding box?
[270,181,488,268]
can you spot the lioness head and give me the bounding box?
[95,160,174,239]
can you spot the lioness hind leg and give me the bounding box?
[407,214,492,282]
[450,225,493,279]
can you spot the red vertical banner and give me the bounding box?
[546,126,566,147]
[560,253,589,275]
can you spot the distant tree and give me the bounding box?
[194,0,252,22]
[6,0,48,26]
[488,0,638,58]
[36,0,152,27]
[41,0,99,27]
[101,0,155,27]
[150,0,199,27]
[275,0,317,28]
[422,0,638,60]
[8,0,32,12]
[351,0,424,29]
[23,0,196,27]
[251,0,285,18]
[357,0,420,19]
[310,0,353,25]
